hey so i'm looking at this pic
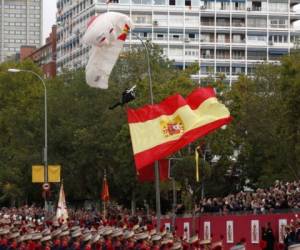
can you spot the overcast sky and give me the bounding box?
[43,0,57,43]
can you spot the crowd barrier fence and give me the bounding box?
[159,212,300,250]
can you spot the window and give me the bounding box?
[252,1,262,11]
[217,34,226,43]
[232,50,245,59]
[232,34,240,43]
[169,0,175,5]
[185,0,191,6]
[185,50,198,56]
[248,17,267,28]
[216,66,230,74]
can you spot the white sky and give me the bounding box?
[42,0,57,43]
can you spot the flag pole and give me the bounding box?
[103,169,107,220]
[134,35,161,231]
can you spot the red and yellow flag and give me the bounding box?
[127,87,232,170]
[101,175,110,202]
[137,159,170,182]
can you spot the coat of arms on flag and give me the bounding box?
[160,115,184,137]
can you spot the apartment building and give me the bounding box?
[0,0,43,62]
[56,0,300,84]
[20,25,57,78]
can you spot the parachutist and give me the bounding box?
[109,85,136,110]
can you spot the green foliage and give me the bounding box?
[1,47,300,210]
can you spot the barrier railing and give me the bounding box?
[156,211,299,250]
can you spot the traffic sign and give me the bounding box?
[42,183,50,191]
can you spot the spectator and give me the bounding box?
[265,222,275,250]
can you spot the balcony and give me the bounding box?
[153,36,168,41]
[232,39,246,44]
[232,55,245,60]
[251,6,262,11]
[269,54,283,61]
[201,21,215,26]
[216,54,230,59]
[201,54,214,59]
[247,55,267,60]
[232,6,246,11]
[184,37,200,42]
[232,22,245,27]
[269,24,288,29]
[217,38,231,43]
[201,38,215,43]
[216,22,230,27]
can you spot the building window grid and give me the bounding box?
[55,0,297,81]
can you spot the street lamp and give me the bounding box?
[131,35,161,231]
[8,68,48,210]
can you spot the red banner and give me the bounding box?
[158,212,296,250]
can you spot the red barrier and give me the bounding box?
[160,212,299,250]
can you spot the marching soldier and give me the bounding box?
[0,228,9,250]
[51,229,62,250]
[31,232,43,250]
[134,232,150,250]
[82,233,92,250]
[7,232,19,250]
[59,229,70,250]
[18,236,27,250]
[124,231,134,250]
[91,234,101,250]
[151,235,161,250]
[41,235,51,250]
[70,229,82,250]
[102,229,113,250]
[112,229,124,250]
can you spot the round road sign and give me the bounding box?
[42,183,50,191]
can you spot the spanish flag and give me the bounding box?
[137,159,170,182]
[127,87,232,170]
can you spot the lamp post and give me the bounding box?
[200,143,211,199]
[8,69,48,210]
[132,35,161,231]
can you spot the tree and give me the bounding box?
[1,46,300,209]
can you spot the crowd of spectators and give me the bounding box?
[197,180,300,214]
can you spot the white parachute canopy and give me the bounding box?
[83,12,134,89]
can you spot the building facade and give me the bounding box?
[0,0,43,62]
[56,0,300,84]
[20,25,57,78]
